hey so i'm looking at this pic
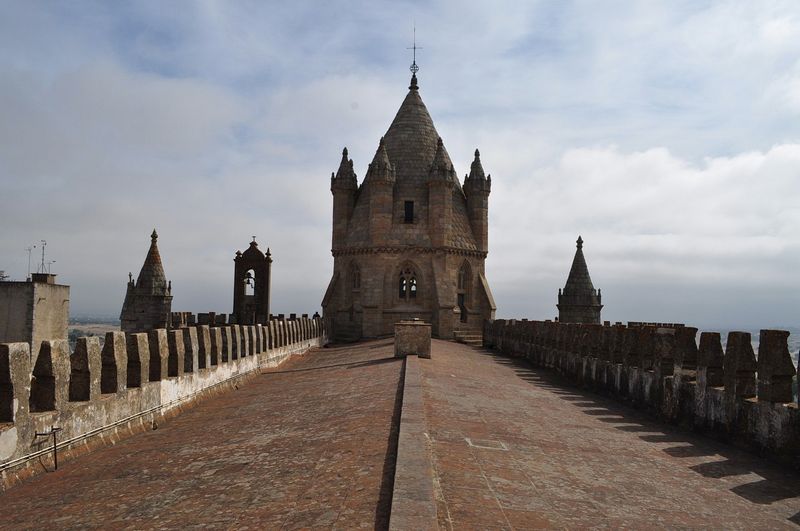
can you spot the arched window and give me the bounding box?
[244,269,255,296]
[398,266,418,301]
[351,263,361,290]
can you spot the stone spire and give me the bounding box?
[364,137,396,184]
[428,137,455,182]
[464,148,491,253]
[331,147,357,191]
[382,76,451,187]
[557,236,602,324]
[136,229,169,296]
[468,149,486,180]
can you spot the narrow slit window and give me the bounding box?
[404,201,414,224]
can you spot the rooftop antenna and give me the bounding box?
[38,240,47,274]
[25,244,36,280]
[407,24,422,75]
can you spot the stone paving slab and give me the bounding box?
[422,340,800,529]
[0,339,403,530]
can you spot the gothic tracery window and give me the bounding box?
[398,266,417,301]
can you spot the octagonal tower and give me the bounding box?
[323,73,496,341]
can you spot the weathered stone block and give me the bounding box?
[147,329,169,381]
[394,321,431,359]
[757,330,796,403]
[698,332,724,387]
[124,333,148,390]
[724,331,757,399]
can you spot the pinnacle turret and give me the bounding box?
[331,146,357,191]
[468,149,486,180]
[120,229,173,332]
[428,137,456,182]
[364,137,395,183]
[557,235,602,324]
[464,148,491,194]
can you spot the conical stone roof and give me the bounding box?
[343,73,478,252]
[136,229,169,296]
[562,236,596,296]
[383,78,458,188]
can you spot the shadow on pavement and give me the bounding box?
[476,347,800,516]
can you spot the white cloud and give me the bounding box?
[489,143,800,326]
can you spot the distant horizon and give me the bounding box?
[67,311,800,336]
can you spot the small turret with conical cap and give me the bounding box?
[331,147,357,192]
[464,148,491,253]
[428,137,456,182]
[120,229,173,333]
[557,235,603,324]
[331,147,358,250]
[366,137,395,246]
[364,137,395,184]
[428,137,456,247]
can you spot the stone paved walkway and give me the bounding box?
[2,338,799,529]
[423,341,800,529]
[0,339,403,530]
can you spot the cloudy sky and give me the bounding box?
[1,1,799,329]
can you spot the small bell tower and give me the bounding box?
[233,238,272,324]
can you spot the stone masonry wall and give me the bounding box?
[483,319,800,469]
[0,315,326,490]
[0,281,69,364]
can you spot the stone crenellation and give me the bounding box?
[0,315,326,491]
[483,319,800,468]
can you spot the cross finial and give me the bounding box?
[407,25,422,75]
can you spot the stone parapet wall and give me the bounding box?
[0,315,327,490]
[483,319,800,468]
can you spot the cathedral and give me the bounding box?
[322,70,496,341]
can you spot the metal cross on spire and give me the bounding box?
[407,25,422,74]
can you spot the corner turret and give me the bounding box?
[557,236,603,324]
[330,147,358,251]
[464,149,491,254]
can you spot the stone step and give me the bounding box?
[458,339,483,347]
[453,329,484,348]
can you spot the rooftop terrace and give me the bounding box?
[0,339,797,529]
